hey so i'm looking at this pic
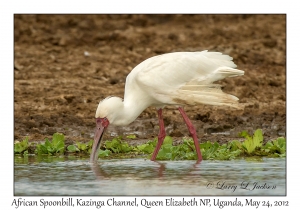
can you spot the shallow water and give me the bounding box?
[14,156,286,196]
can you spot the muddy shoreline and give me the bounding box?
[14,15,286,145]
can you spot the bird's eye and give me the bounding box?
[103,117,107,121]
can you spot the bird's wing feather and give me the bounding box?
[125,51,244,108]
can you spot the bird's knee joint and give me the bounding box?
[189,131,196,136]
[189,127,197,136]
[158,132,166,139]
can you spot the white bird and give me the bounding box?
[90,50,244,163]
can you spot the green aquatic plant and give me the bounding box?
[104,136,133,153]
[35,133,65,155]
[240,129,263,154]
[200,141,242,160]
[67,140,93,153]
[98,149,111,157]
[261,137,286,157]
[67,140,111,158]
[134,136,195,160]
[227,140,243,152]
[136,142,155,154]
[143,136,241,161]
[14,137,29,154]
[156,136,177,160]
[91,131,286,160]
[16,129,286,160]
[77,140,93,153]
[67,145,79,152]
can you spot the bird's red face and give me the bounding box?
[90,117,110,162]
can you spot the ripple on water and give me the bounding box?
[14,157,286,196]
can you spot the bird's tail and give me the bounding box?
[185,66,244,86]
[173,84,242,109]
[215,66,244,78]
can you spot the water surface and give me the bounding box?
[14,156,286,196]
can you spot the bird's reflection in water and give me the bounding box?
[90,162,109,179]
[90,161,166,180]
[90,159,202,181]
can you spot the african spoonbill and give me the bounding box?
[90,50,244,163]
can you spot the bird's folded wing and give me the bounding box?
[126,51,244,108]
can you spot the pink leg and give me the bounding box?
[151,109,166,161]
[178,107,203,163]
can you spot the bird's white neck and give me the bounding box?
[104,97,149,126]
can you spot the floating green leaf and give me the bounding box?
[77,142,87,151]
[105,137,133,153]
[163,136,173,145]
[242,129,263,154]
[35,133,65,155]
[53,133,65,153]
[75,140,93,153]
[157,144,173,160]
[67,145,79,152]
[99,149,111,157]
[14,137,29,154]
[228,140,242,151]
[262,137,286,157]
[238,130,250,138]
[137,143,154,154]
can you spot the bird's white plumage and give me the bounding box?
[96,50,244,126]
